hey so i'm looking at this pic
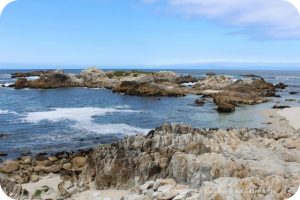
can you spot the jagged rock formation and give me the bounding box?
[87,124,300,199]
[1,124,299,199]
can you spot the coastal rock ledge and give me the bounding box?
[1,124,300,199]
[11,68,286,113]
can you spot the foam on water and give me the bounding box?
[22,107,138,123]
[26,76,40,81]
[21,107,148,135]
[72,123,150,135]
[0,83,14,87]
[0,110,17,115]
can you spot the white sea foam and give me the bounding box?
[0,109,17,115]
[22,107,149,135]
[22,107,136,123]
[26,76,40,81]
[72,123,150,135]
[0,82,14,87]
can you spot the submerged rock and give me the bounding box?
[275,82,288,89]
[285,99,296,102]
[194,99,205,106]
[217,101,235,113]
[272,105,291,109]
[0,133,8,139]
[240,74,261,78]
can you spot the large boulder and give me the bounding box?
[0,160,19,173]
[217,101,235,113]
[72,156,87,168]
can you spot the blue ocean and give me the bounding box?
[1,69,300,159]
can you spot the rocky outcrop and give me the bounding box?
[14,70,81,89]
[86,124,300,199]
[112,81,187,97]
[275,82,288,89]
[110,71,192,97]
[1,124,299,199]
[11,70,52,78]
[191,76,279,113]
[125,176,291,200]
[209,79,276,113]
[12,68,192,97]
[194,75,234,90]
[12,69,284,111]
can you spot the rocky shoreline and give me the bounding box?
[1,124,299,200]
[9,68,286,113]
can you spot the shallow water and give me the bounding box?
[1,69,300,158]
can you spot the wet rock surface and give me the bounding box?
[272,105,291,109]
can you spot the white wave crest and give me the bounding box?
[21,107,148,135]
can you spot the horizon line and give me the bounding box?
[1,61,300,70]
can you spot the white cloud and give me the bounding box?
[144,0,300,39]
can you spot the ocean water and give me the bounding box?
[1,69,300,159]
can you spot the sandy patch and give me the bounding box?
[201,89,221,95]
[22,174,61,200]
[69,189,128,200]
[21,174,128,200]
[277,107,300,130]
[262,109,295,132]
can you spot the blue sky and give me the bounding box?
[0,0,300,69]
